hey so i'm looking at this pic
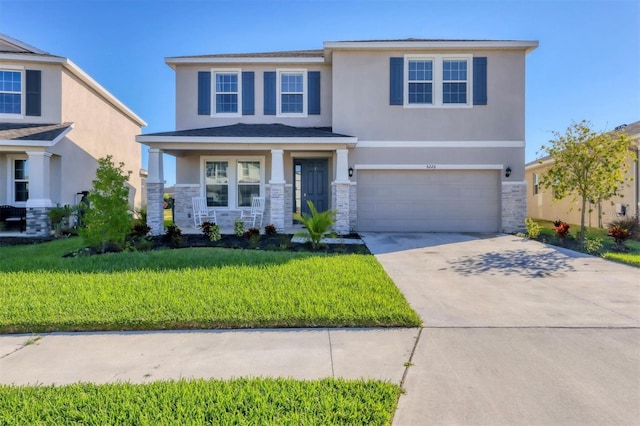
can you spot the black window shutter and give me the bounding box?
[473,57,487,105]
[242,71,255,115]
[389,57,404,105]
[197,71,211,115]
[25,70,41,116]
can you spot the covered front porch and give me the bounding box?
[137,124,358,235]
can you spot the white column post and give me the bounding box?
[270,149,286,231]
[25,151,53,208]
[335,148,350,183]
[147,148,165,235]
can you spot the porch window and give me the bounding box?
[7,157,28,203]
[202,156,264,209]
[0,70,22,115]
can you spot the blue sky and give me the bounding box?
[1,0,638,186]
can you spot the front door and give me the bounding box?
[294,159,329,216]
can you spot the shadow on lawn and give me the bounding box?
[448,248,576,278]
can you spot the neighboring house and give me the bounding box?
[137,39,538,235]
[0,34,146,235]
[526,121,640,227]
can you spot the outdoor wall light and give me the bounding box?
[505,166,512,178]
[348,167,354,177]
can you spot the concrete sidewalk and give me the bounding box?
[0,328,418,386]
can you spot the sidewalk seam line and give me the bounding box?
[400,327,423,389]
[0,333,47,360]
[327,329,335,378]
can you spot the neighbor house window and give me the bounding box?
[533,173,539,195]
[213,69,241,115]
[7,157,28,203]
[277,70,306,116]
[408,59,433,104]
[442,60,467,104]
[404,55,471,107]
[202,157,264,209]
[0,70,22,115]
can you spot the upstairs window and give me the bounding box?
[213,70,241,116]
[0,70,22,116]
[442,60,468,104]
[533,173,539,195]
[277,70,307,116]
[408,60,433,104]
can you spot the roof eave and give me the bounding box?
[323,40,539,54]
[165,56,326,69]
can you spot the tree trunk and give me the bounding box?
[580,197,587,245]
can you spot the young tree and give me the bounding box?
[538,120,634,244]
[79,155,132,252]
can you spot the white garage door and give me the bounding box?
[357,170,500,232]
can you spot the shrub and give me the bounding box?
[200,221,221,242]
[584,236,603,255]
[553,220,571,240]
[234,219,245,237]
[608,225,631,251]
[607,215,639,240]
[79,156,132,252]
[293,201,336,249]
[264,224,277,235]
[524,218,541,239]
[49,204,75,237]
[129,223,151,240]
[164,224,183,248]
[243,227,260,239]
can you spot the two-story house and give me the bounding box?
[137,39,538,235]
[0,34,146,236]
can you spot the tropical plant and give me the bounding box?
[234,218,245,237]
[49,204,75,237]
[264,224,277,235]
[525,218,541,239]
[538,120,635,245]
[164,224,183,248]
[200,221,221,241]
[293,201,336,249]
[553,220,570,240]
[79,156,132,252]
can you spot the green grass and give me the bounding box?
[0,238,421,333]
[530,219,640,267]
[0,378,401,425]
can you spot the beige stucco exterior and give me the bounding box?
[0,35,145,235]
[526,144,640,228]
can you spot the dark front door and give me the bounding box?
[295,158,329,215]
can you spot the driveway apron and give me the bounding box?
[361,232,640,426]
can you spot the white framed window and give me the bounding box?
[533,173,539,195]
[201,156,265,209]
[7,155,28,205]
[212,69,242,116]
[0,68,24,118]
[277,69,307,117]
[404,55,472,108]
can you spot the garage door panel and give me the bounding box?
[357,170,500,232]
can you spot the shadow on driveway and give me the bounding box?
[448,248,577,278]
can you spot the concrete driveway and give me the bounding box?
[361,233,640,426]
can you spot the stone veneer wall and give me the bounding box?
[173,185,199,229]
[284,185,293,228]
[269,183,286,231]
[349,183,357,233]
[502,181,527,233]
[334,182,351,234]
[147,182,164,235]
[26,207,50,236]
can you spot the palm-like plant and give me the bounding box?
[293,201,336,249]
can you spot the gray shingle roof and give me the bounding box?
[0,122,73,141]
[143,123,351,138]
[170,49,324,59]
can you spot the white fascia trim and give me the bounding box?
[0,33,50,54]
[502,180,526,185]
[356,140,524,148]
[136,136,357,144]
[0,54,146,127]
[355,164,503,170]
[0,124,73,148]
[324,40,539,53]
[166,57,325,68]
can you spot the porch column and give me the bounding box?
[147,148,165,235]
[25,151,53,236]
[333,149,350,234]
[269,149,286,231]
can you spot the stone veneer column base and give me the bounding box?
[349,183,357,232]
[173,184,199,229]
[147,182,164,235]
[502,181,527,233]
[333,182,351,235]
[26,207,51,236]
[270,182,286,232]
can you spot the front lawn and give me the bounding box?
[0,378,401,425]
[0,238,421,333]
[529,219,640,267]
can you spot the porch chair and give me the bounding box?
[240,196,265,228]
[192,196,216,227]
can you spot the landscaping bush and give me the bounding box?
[608,215,639,239]
[264,224,277,235]
[200,221,221,242]
[79,156,132,252]
[234,218,245,237]
[553,220,571,240]
[164,224,183,247]
[525,218,541,239]
[243,227,260,239]
[293,201,337,249]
